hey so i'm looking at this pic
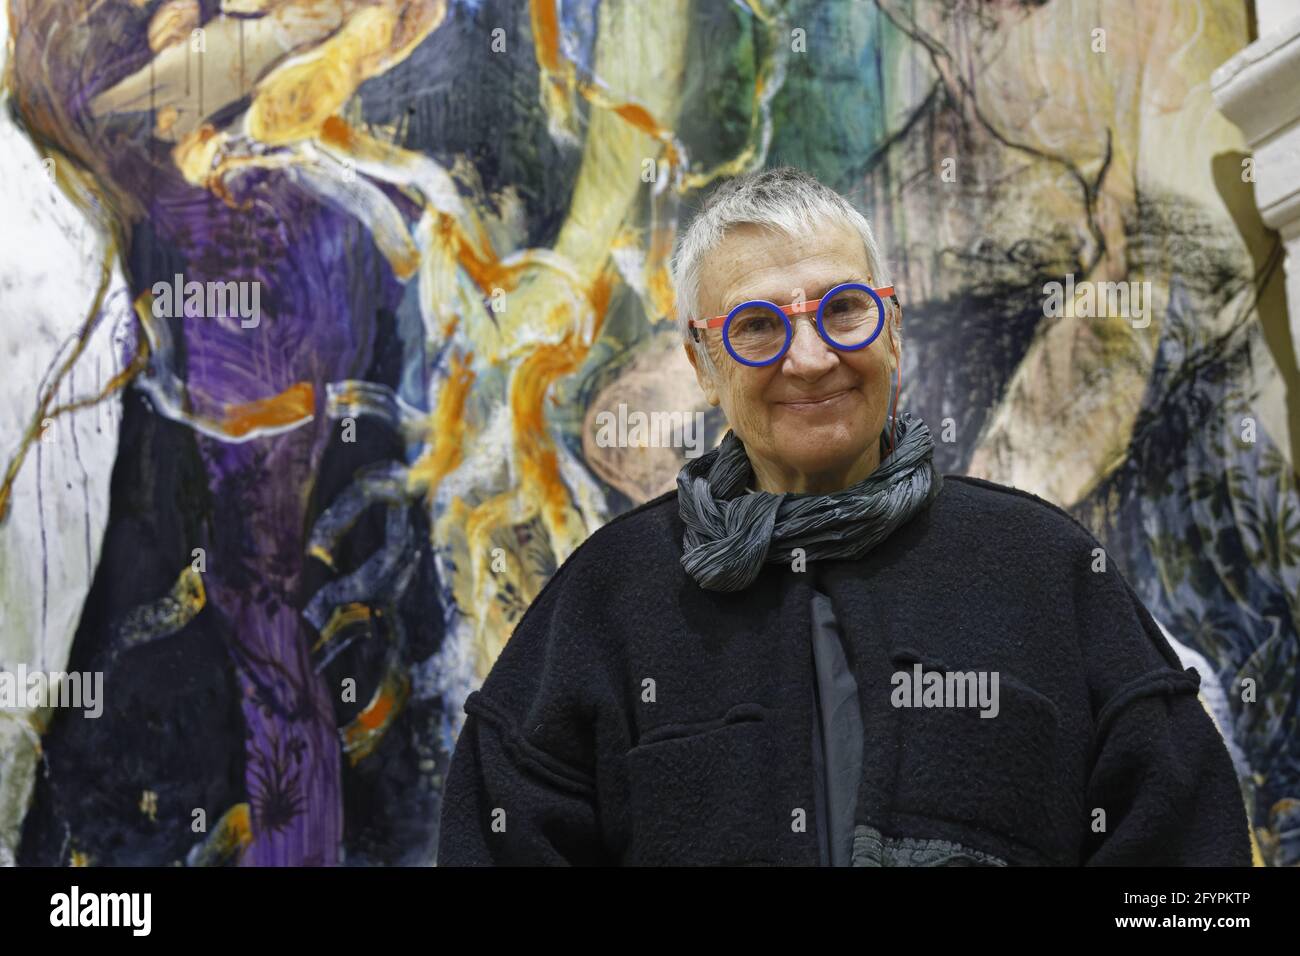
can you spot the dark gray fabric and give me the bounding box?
[810,584,862,866]
[850,825,1008,867]
[809,653,831,865]
[744,483,863,867]
[676,413,942,592]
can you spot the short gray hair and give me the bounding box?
[671,165,892,372]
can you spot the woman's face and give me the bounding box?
[685,220,899,495]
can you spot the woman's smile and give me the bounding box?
[777,387,855,412]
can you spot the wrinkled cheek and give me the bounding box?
[720,381,770,446]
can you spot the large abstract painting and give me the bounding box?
[0,0,1294,866]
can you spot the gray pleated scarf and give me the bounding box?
[676,413,942,592]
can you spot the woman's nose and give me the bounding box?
[783,316,837,369]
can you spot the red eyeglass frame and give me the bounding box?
[688,284,896,333]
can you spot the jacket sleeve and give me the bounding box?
[436,553,615,866]
[436,693,607,865]
[1081,675,1252,865]
[1075,551,1252,866]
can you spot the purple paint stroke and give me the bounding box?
[156,169,404,865]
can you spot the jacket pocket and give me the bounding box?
[635,702,768,747]
[885,654,1061,856]
[623,704,785,865]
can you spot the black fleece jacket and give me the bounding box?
[436,475,1252,866]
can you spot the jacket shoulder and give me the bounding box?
[941,475,1190,681]
[559,489,682,571]
[938,474,1103,553]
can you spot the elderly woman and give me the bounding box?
[437,166,1251,866]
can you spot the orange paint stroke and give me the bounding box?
[221,382,315,438]
[434,212,520,297]
[408,350,475,500]
[531,0,563,73]
[510,334,584,524]
[342,669,411,766]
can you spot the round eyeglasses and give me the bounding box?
[689,282,895,367]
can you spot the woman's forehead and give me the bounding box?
[702,223,869,311]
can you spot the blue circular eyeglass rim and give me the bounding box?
[720,282,887,368]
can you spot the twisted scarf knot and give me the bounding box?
[676,413,942,592]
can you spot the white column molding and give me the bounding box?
[1212,11,1300,369]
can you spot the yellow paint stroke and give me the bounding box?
[147,0,199,54]
[214,803,253,856]
[462,489,519,678]
[311,602,375,653]
[138,789,158,821]
[457,273,616,675]
[530,0,687,169]
[511,341,586,546]
[341,667,410,766]
[188,803,253,866]
[308,544,336,571]
[630,222,678,326]
[173,123,226,187]
[530,0,580,143]
[436,496,514,678]
[118,564,208,646]
[246,11,400,146]
[245,4,451,147]
[426,208,518,304]
[315,119,496,286]
[406,349,474,501]
[509,270,616,538]
[220,381,316,438]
